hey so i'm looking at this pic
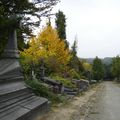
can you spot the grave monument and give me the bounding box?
[0,15,49,120]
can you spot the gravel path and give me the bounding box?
[85,82,120,120]
[37,84,102,120]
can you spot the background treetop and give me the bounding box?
[0,0,60,54]
[0,0,60,32]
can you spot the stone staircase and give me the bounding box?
[0,59,49,120]
[0,22,50,120]
[0,81,49,120]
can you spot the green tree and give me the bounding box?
[0,0,59,54]
[55,10,68,48]
[92,57,104,81]
[103,64,113,80]
[111,56,120,81]
[69,39,84,77]
[71,40,77,57]
[70,40,78,71]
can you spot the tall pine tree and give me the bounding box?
[69,39,84,74]
[55,10,69,48]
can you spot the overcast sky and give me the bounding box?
[50,0,120,58]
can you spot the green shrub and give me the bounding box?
[50,75,76,88]
[68,69,81,79]
[25,80,64,103]
[19,56,31,76]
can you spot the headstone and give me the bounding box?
[87,71,91,83]
[39,59,46,81]
[59,83,64,94]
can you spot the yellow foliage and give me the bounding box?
[83,62,92,72]
[20,24,71,66]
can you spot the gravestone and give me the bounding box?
[87,71,91,83]
[39,59,46,81]
[0,15,49,120]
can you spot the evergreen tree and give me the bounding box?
[92,56,104,81]
[70,40,78,71]
[55,10,68,48]
[69,39,84,74]
[103,64,113,80]
[0,0,59,54]
[71,40,77,57]
[111,56,120,81]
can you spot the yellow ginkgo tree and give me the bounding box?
[83,62,92,72]
[20,23,71,74]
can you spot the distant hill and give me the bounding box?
[81,57,113,65]
[102,57,113,65]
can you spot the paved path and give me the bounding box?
[85,82,120,120]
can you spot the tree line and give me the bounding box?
[86,56,120,82]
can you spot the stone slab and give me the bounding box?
[0,81,26,95]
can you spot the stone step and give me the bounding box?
[0,78,23,84]
[0,95,49,120]
[64,91,78,95]
[64,87,75,92]
[0,75,23,84]
[0,81,27,96]
[0,81,49,120]
[0,88,30,103]
[0,95,34,114]
[0,93,34,110]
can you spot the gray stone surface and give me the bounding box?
[0,17,23,82]
[0,81,26,95]
[0,94,49,120]
[0,16,49,120]
[85,82,120,120]
[0,81,49,120]
[2,29,19,58]
[72,79,89,92]
[0,59,23,82]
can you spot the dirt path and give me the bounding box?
[85,82,120,120]
[37,84,103,120]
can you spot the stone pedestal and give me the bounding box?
[0,19,49,120]
[0,28,23,83]
[2,29,19,58]
[0,59,23,83]
[0,26,24,83]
